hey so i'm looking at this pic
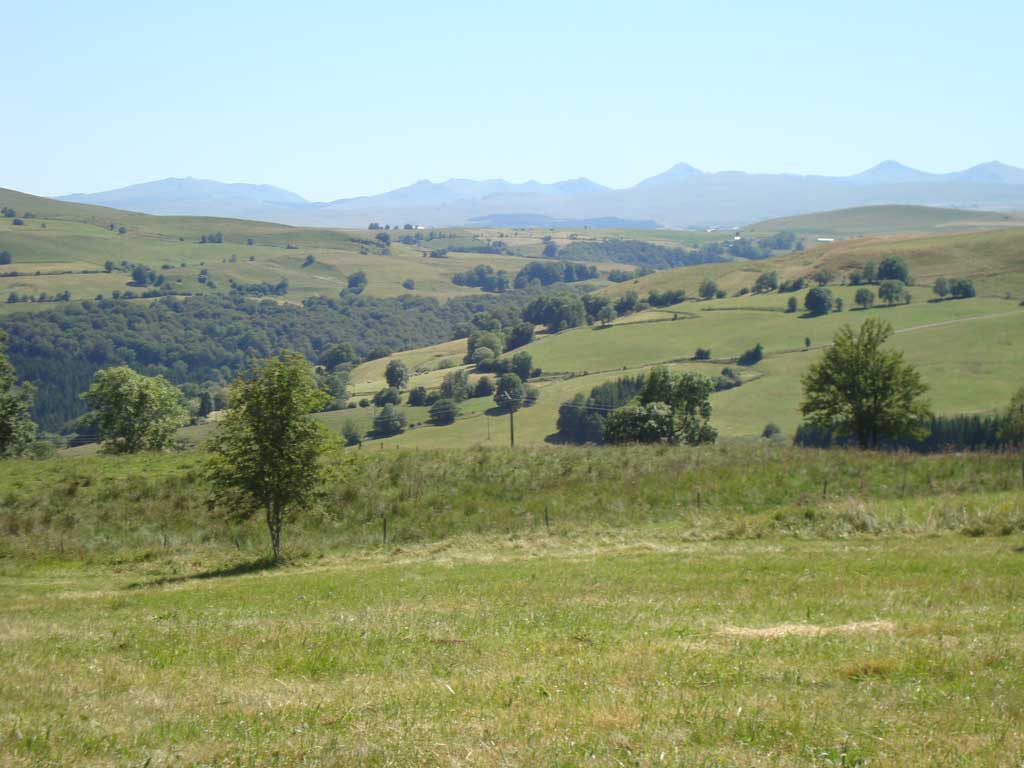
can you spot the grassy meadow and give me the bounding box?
[744,204,1024,238]
[333,292,1023,448]
[2,444,1024,766]
[311,222,1024,449]
[0,188,620,313]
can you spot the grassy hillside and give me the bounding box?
[5,189,1023,447]
[2,445,1022,765]
[307,225,1024,448]
[745,204,1024,238]
[0,189,617,315]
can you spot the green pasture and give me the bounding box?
[1,444,1023,766]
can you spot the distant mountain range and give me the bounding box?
[57,161,1024,229]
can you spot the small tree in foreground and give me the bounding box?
[82,366,187,453]
[207,354,330,560]
[800,319,930,448]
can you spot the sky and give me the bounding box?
[3,0,1022,201]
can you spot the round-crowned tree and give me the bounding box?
[373,404,406,436]
[804,287,834,316]
[494,373,525,411]
[429,398,459,425]
[878,256,911,284]
[855,287,875,309]
[878,280,907,305]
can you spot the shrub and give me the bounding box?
[737,343,764,366]
[407,386,428,406]
[372,387,401,406]
[812,268,835,286]
[373,404,406,435]
[429,398,459,425]
[949,278,976,299]
[753,271,778,293]
[441,369,471,402]
[473,376,494,398]
[342,420,363,446]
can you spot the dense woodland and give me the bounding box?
[794,414,1018,452]
[557,239,729,269]
[1,290,553,431]
[556,374,647,444]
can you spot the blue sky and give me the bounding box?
[4,0,1021,200]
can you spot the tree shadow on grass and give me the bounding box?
[125,556,280,590]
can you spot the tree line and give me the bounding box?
[0,288,560,431]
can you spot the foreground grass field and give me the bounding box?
[3,536,1023,766]
[1,445,1023,766]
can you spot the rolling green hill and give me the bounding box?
[0,188,617,315]
[745,204,1024,238]
[314,226,1024,448]
[3,188,1022,447]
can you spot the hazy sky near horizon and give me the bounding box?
[4,0,1022,200]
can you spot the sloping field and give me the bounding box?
[745,203,1024,238]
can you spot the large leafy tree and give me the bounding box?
[82,366,187,453]
[0,330,36,457]
[384,359,409,389]
[604,402,676,444]
[605,366,717,445]
[494,373,525,412]
[207,354,330,561]
[800,319,930,448]
[804,287,834,316]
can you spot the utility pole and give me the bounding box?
[498,392,516,447]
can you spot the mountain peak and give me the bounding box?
[848,161,934,185]
[633,162,704,188]
[664,162,703,177]
[951,161,1024,184]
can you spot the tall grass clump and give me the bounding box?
[1,444,1021,563]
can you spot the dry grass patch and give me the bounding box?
[719,619,896,639]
